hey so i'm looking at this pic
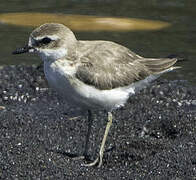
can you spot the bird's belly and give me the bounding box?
[73,83,130,110]
[44,62,129,110]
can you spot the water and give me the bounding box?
[0,0,195,84]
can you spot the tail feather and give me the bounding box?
[138,58,179,74]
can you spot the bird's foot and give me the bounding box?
[82,154,103,167]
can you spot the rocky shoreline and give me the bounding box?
[0,65,196,179]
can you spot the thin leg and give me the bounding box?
[83,110,93,158]
[73,110,93,160]
[84,111,113,167]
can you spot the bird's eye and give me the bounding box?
[41,37,52,44]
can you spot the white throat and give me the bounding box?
[38,48,68,61]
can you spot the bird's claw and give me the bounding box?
[82,154,103,167]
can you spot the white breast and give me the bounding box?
[44,60,131,111]
[44,60,81,106]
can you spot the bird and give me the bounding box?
[13,23,180,167]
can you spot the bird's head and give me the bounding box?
[13,23,77,61]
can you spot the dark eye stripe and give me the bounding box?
[41,37,52,44]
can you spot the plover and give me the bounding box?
[13,23,179,167]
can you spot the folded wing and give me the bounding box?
[75,41,177,90]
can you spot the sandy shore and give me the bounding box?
[0,65,195,179]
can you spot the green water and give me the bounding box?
[0,0,195,84]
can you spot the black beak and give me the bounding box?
[12,45,33,55]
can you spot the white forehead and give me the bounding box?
[33,34,60,41]
[28,34,60,47]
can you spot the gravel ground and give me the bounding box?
[0,65,195,179]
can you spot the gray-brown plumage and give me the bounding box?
[75,40,178,90]
[13,23,180,168]
[20,23,178,91]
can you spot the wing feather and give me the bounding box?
[75,41,151,90]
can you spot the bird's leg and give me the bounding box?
[84,111,113,167]
[83,110,93,159]
[73,110,93,160]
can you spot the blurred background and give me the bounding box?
[0,0,195,84]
